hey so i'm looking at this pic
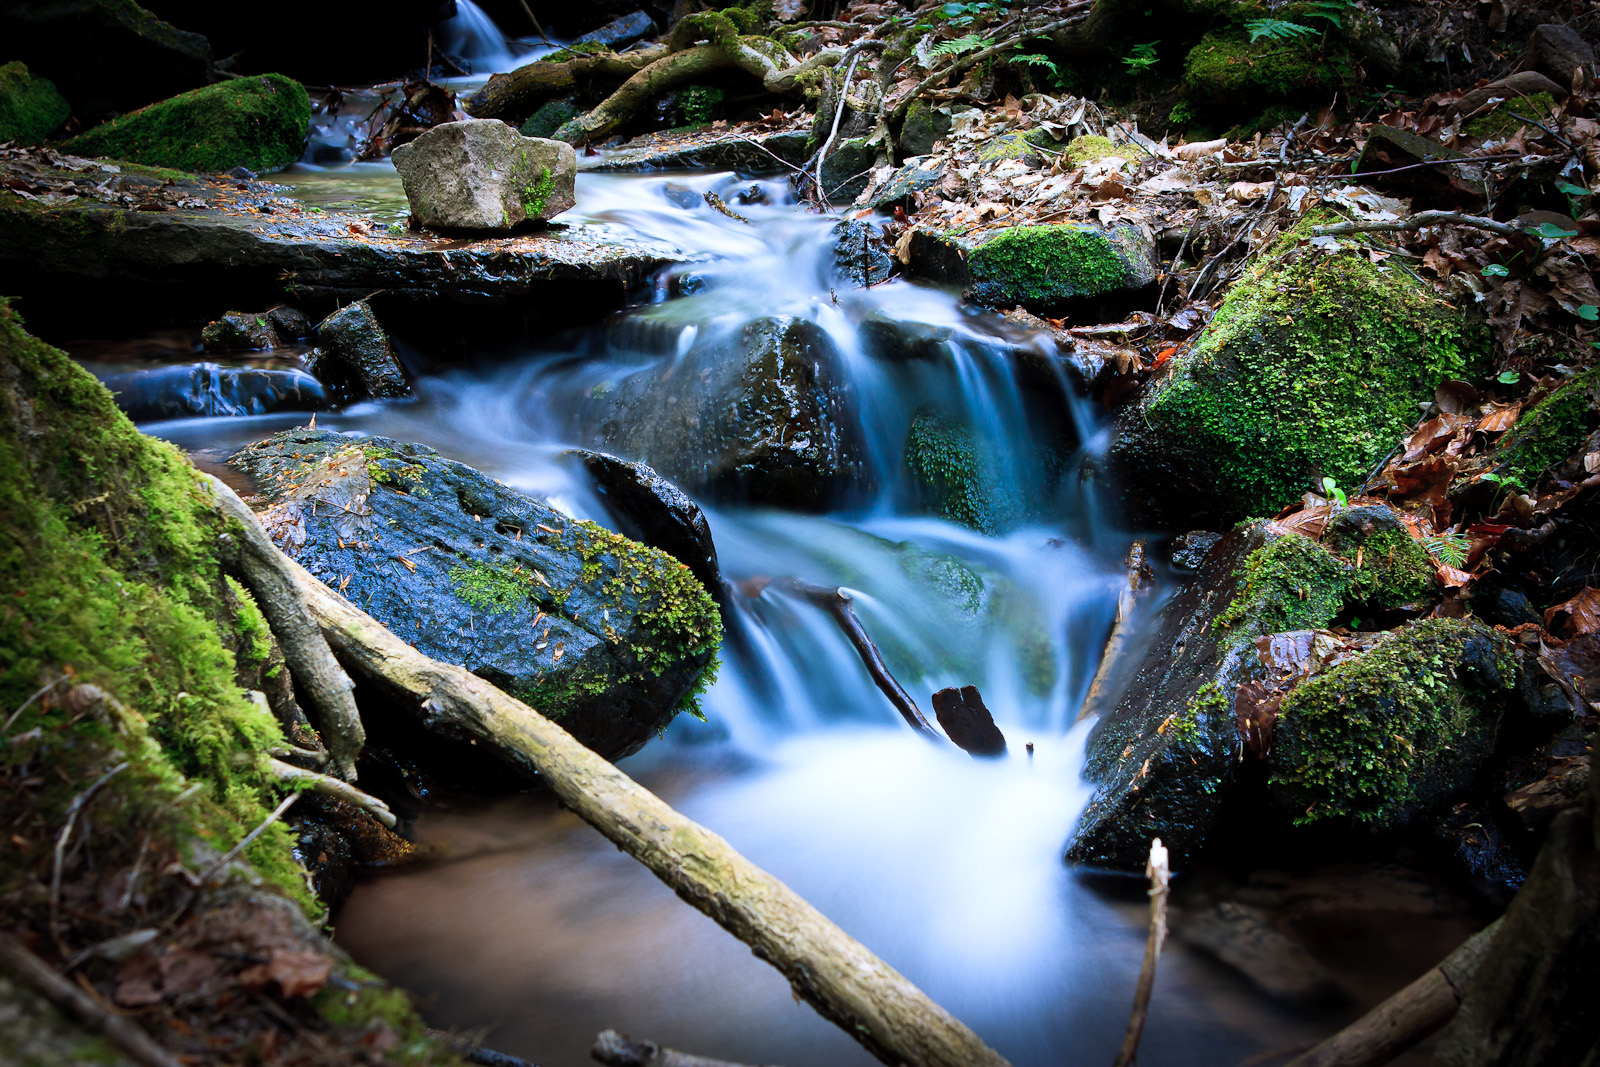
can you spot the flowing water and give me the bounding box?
[105,165,1476,1066]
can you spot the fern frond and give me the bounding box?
[1245,18,1317,42]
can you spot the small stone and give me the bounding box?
[869,159,942,212]
[266,305,312,342]
[202,310,281,352]
[391,120,576,231]
[310,300,411,401]
[1170,531,1221,571]
[831,218,893,288]
[818,137,878,205]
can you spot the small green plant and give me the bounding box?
[1122,41,1160,75]
[1482,263,1510,278]
[930,33,990,57]
[1532,222,1579,241]
[1009,52,1061,77]
[935,1,996,28]
[1245,18,1318,41]
[1422,532,1470,568]
[680,84,724,126]
[1579,305,1599,322]
[1321,476,1348,507]
[1497,369,1520,384]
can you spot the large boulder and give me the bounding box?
[0,61,70,145]
[903,222,1157,314]
[580,316,865,511]
[1105,244,1486,530]
[64,74,311,174]
[1522,25,1596,91]
[391,120,576,231]
[0,0,212,120]
[230,429,722,762]
[1067,505,1442,870]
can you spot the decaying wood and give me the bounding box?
[1076,540,1151,723]
[1311,211,1525,241]
[782,578,945,743]
[1113,838,1170,1067]
[264,757,397,829]
[464,48,666,120]
[203,474,365,781]
[930,686,1006,757]
[285,557,1010,1067]
[592,1028,776,1067]
[1283,918,1500,1067]
[0,930,184,1067]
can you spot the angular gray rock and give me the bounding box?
[391,120,576,231]
[310,300,411,401]
[230,429,721,762]
[577,10,657,50]
[869,159,942,212]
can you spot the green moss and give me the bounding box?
[1271,618,1514,826]
[680,84,725,127]
[227,575,273,670]
[1182,31,1354,103]
[448,559,541,614]
[976,130,1059,162]
[310,966,463,1063]
[1496,370,1600,488]
[520,97,580,139]
[671,11,744,49]
[64,73,311,174]
[0,299,313,915]
[1465,91,1557,140]
[1215,532,1351,636]
[968,224,1131,309]
[1345,528,1435,606]
[904,409,1017,534]
[522,165,555,217]
[0,61,71,145]
[1170,682,1226,746]
[1064,134,1120,165]
[1143,241,1485,519]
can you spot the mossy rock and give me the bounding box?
[1181,30,1355,106]
[1493,370,1600,490]
[1465,92,1558,140]
[897,98,951,156]
[520,97,581,139]
[904,409,1021,534]
[1064,134,1122,166]
[1269,618,1516,829]
[65,73,311,174]
[965,224,1158,313]
[0,61,70,145]
[1108,242,1487,529]
[819,136,878,204]
[975,129,1060,163]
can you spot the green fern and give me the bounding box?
[930,33,990,58]
[1245,18,1318,42]
[1009,52,1060,76]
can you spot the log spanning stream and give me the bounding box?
[93,164,1467,1066]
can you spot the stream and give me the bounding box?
[80,159,1478,1066]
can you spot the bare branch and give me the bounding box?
[1312,211,1526,241]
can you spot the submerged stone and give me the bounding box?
[202,310,281,352]
[96,363,325,421]
[0,61,70,145]
[904,409,1020,534]
[391,120,576,231]
[231,429,721,761]
[65,74,312,174]
[832,218,893,287]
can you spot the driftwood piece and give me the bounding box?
[285,556,1010,1067]
[781,579,944,742]
[930,686,1006,757]
[1113,838,1170,1067]
[1076,540,1151,723]
[203,474,365,780]
[1283,918,1500,1067]
[592,1029,776,1067]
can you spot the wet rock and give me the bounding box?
[931,685,1006,757]
[897,99,951,156]
[96,363,325,421]
[868,158,942,212]
[291,818,354,908]
[818,137,878,205]
[0,0,213,119]
[202,311,280,352]
[590,128,810,174]
[1450,70,1570,117]
[66,75,312,175]
[308,300,411,402]
[230,429,721,762]
[582,316,864,511]
[520,97,581,140]
[0,61,70,145]
[902,223,1157,315]
[1354,125,1486,206]
[832,218,893,287]
[1470,585,1542,629]
[391,120,576,231]
[1177,902,1340,1005]
[564,448,723,600]
[1523,24,1597,90]
[1429,802,1526,910]
[904,409,1020,534]
[1169,531,1221,571]
[1105,247,1485,530]
[266,305,311,342]
[577,10,657,50]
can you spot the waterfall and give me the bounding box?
[434,0,529,74]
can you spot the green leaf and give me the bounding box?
[1482,263,1510,277]
[930,33,990,57]
[1245,18,1317,42]
[1321,477,1348,507]
[1579,305,1600,322]
[1532,222,1579,240]
[1557,181,1592,197]
[1497,370,1520,384]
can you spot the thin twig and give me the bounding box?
[1155,219,1201,313]
[51,762,130,945]
[1312,210,1524,240]
[1114,838,1171,1067]
[813,50,864,202]
[1191,177,1280,301]
[264,757,397,829]
[198,792,298,884]
[512,0,553,45]
[3,676,64,733]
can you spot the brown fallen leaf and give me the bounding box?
[1545,587,1600,637]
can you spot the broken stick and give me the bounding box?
[285,556,1010,1067]
[1114,837,1170,1067]
[1076,541,1151,723]
[592,1029,776,1067]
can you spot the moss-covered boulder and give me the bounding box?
[1107,243,1486,529]
[819,136,878,205]
[65,73,311,174]
[1269,618,1516,829]
[1067,506,1440,870]
[231,430,721,761]
[1181,18,1356,115]
[0,61,70,145]
[904,409,1021,534]
[1492,370,1600,491]
[903,223,1158,314]
[897,98,951,156]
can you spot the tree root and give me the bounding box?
[203,474,365,781]
[264,757,397,829]
[464,48,668,121]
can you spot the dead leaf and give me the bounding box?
[1173,138,1227,161]
[1478,403,1522,434]
[1234,681,1281,758]
[238,950,333,999]
[1545,587,1600,637]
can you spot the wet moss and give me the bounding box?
[0,61,72,145]
[1345,528,1435,607]
[64,73,311,174]
[1495,370,1600,489]
[226,575,273,671]
[448,559,541,615]
[1271,618,1515,827]
[521,166,555,217]
[1181,31,1354,104]
[1169,681,1225,747]
[968,224,1130,309]
[903,409,1016,534]
[1215,531,1351,637]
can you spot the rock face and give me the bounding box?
[392,121,576,231]
[832,218,893,287]
[581,316,864,511]
[230,429,721,762]
[1106,245,1485,530]
[903,223,1157,314]
[1067,506,1447,870]
[309,301,411,401]
[0,61,70,145]
[65,74,312,174]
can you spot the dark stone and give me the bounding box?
[818,137,878,205]
[266,305,311,341]
[564,448,723,601]
[310,300,412,401]
[868,159,942,212]
[1429,802,1526,910]
[931,685,1007,757]
[831,218,893,287]
[1451,70,1570,115]
[1471,585,1542,629]
[576,10,656,50]
[897,101,951,156]
[579,316,865,511]
[1170,531,1221,571]
[1354,125,1486,206]
[230,429,720,762]
[0,0,213,120]
[202,310,280,352]
[95,363,326,421]
[520,97,581,140]
[1523,24,1597,90]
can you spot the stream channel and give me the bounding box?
[82,155,1475,1066]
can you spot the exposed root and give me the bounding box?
[264,757,398,829]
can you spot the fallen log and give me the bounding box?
[284,556,1009,1067]
[1075,540,1151,723]
[1282,918,1500,1067]
[592,1029,775,1067]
